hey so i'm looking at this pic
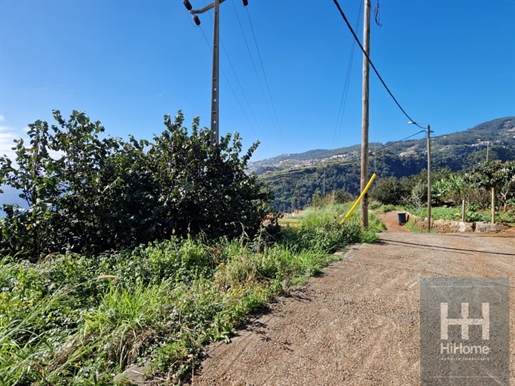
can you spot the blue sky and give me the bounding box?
[1,0,514,162]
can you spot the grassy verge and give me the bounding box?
[0,204,383,385]
[402,220,433,233]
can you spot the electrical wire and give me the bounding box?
[184,1,273,154]
[220,40,267,137]
[197,25,258,142]
[185,6,270,152]
[381,130,426,150]
[332,0,362,146]
[332,0,417,124]
[225,1,279,152]
[372,130,425,173]
[319,130,427,171]
[245,7,287,151]
[374,0,382,27]
[231,1,268,128]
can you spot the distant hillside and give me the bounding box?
[0,185,26,217]
[251,117,515,174]
[255,117,515,211]
[249,143,383,174]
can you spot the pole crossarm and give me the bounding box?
[189,0,226,14]
[408,121,432,134]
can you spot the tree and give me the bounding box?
[467,160,515,222]
[0,110,273,260]
[370,176,411,206]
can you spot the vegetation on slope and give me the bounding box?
[257,117,515,211]
[0,110,384,385]
[0,205,382,385]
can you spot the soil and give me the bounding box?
[190,211,515,386]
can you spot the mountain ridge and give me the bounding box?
[254,117,515,211]
[250,116,515,175]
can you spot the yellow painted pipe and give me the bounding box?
[339,173,377,226]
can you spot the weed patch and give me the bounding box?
[0,204,380,385]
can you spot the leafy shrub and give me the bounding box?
[370,176,412,206]
[0,111,273,260]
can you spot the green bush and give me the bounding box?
[0,111,273,260]
[281,204,383,253]
[370,176,412,205]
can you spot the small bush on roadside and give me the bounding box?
[370,176,411,205]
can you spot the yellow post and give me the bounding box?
[339,173,376,226]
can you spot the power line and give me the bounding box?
[372,129,425,173]
[245,7,286,151]
[185,2,274,154]
[225,1,278,152]
[332,0,417,124]
[194,4,254,125]
[188,8,259,143]
[381,130,425,150]
[219,40,266,137]
[293,130,425,172]
[374,0,382,27]
[231,1,269,127]
[332,0,362,146]
[200,26,266,146]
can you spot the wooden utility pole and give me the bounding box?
[210,0,220,145]
[491,187,496,224]
[360,0,371,228]
[184,0,248,145]
[409,122,432,231]
[426,125,432,232]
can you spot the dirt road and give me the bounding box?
[191,213,515,385]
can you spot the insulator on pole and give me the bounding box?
[193,15,201,26]
[242,0,249,6]
[183,0,193,11]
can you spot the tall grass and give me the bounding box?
[292,203,384,248]
[0,204,382,385]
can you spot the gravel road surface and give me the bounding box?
[191,212,515,386]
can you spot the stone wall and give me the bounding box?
[407,213,509,233]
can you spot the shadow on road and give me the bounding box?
[378,238,515,258]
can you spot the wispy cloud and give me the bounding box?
[0,117,26,160]
[1,118,62,163]
[0,127,18,154]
